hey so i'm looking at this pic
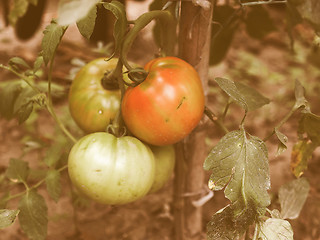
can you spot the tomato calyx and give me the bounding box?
[106,122,127,138]
[125,68,148,87]
[101,70,120,90]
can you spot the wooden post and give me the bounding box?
[174,1,213,240]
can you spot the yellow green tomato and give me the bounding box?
[68,132,155,205]
[149,145,175,193]
[68,58,129,133]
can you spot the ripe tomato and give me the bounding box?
[68,132,155,205]
[69,58,126,133]
[149,145,175,193]
[121,56,205,146]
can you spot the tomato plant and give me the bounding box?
[68,132,155,205]
[149,144,175,193]
[121,56,205,146]
[68,58,128,133]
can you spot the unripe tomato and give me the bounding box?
[69,58,127,133]
[68,132,155,205]
[149,145,175,193]
[121,56,205,146]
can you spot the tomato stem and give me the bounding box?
[204,106,229,133]
[46,50,77,144]
[121,10,176,77]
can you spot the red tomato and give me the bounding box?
[121,57,205,146]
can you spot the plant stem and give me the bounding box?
[204,106,229,133]
[0,64,41,93]
[239,0,287,6]
[121,10,176,71]
[46,53,77,144]
[4,164,68,202]
[263,105,297,142]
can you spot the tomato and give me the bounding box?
[68,58,127,133]
[149,145,175,193]
[68,132,155,205]
[121,56,205,146]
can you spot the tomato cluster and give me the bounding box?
[68,57,204,204]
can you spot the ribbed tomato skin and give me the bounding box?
[121,56,205,146]
[68,58,121,133]
[68,132,155,205]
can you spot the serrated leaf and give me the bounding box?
[291,140,315,177]
[275,128,288,156]
[44,144,63,168]
[13,86,36,114]
[8,0,29,25]
[294,80,309,110]
[204,129,270,208]
[103,1,128,55]
[41,20,66,65]
[76,5,97,39]
[0,81,22,119]
[279,177,310,219]
[17,101,34,124]
[18,191,48,240]
[298,112,320,144]
[215,78,270,112]
[207,203,258,240]
[258,218,293,240]
[6,158,29,183]
[0,209,20,229]
[33,56,44,73]
[57,0,100,26]
[45,170,61,203]
[8,57,31,70]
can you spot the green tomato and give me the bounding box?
[68,58,129,133]
[68,132,155,205]
[149,145,175,193]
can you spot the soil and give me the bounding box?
[0,1,320,240]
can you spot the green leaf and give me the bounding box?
[45,170,61,203]
[57,0,100,26]
[33,56,44,73]
[245,5,277,39]
[103,1,128,56]
[298,112,320,144]
[0,81,22,120]
[76,5,97,39]
[258,218,293,240]
[8,57,31,70]
[215,78,270,112]
[279,177,310,219]
[18,191,48,240]
[275,128,288,156]
[6,158,29,183]
[16,100,34,124]
[44,144,63,168]
[294,80,309,110]
[288,0,320,31]
[210,5,240,65]
[8,0,29,25]
[207,203,258,240]
[41,20,66,65]
[204,129,270,208]
[291,140,315,177]
[0,209,20,229]
[0,192,10,209]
